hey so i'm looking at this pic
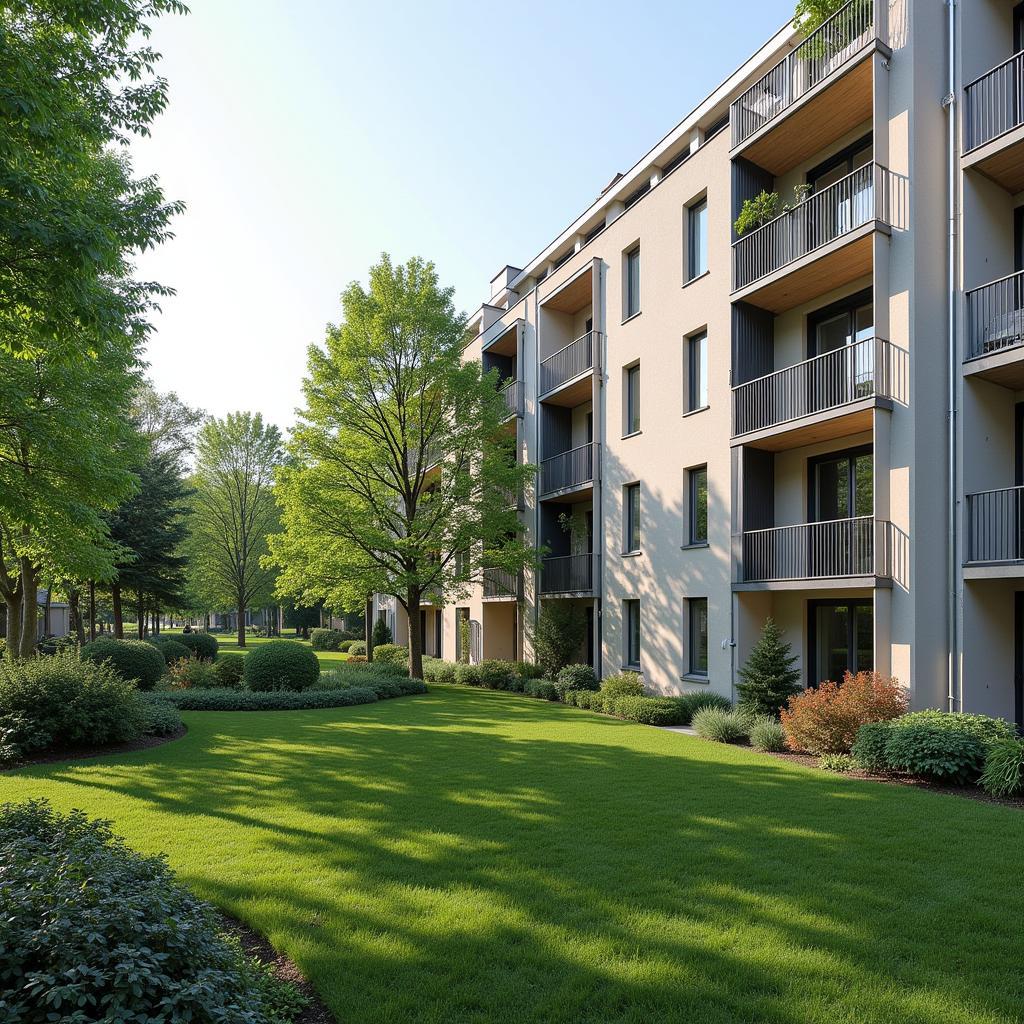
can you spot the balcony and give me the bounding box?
[540,553,597,596]
[539,442,597,500]
[732,337,897,449]
[963,270,1024,388]
[732,162,898,312]
[499,379,524,419]
[963,51,1024,193]
[539,331,597,403]
[735,516,895,589]
[964,487,1024,578]
[730,0,887,174]
[482,567,523,601]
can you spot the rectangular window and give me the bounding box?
[687,331,708,411]
[688,598,708,676]
[625,245,641,318]
[626,363,640,434]
[625,600,641,668]
[689,466,708,544]
[687,198,708,280]
[625,483,641,553]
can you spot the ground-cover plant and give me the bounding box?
[749,714,788,752]
[310,627,346,651]
[0,800,305,1024]
[0,653,144,764]
[692,705,749,744]
[81,637,166,690]
[736,618,801,717]
[781,671,907,754]
[148,635,191,666]
[244,639,320,691]
[213,653,246,688]
[147,687,383,711]
[140,697,184,737]
[819,753,857,773]
[981,738,1024,797]
[177,631,220,661]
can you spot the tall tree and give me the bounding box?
[189,413,281,648]
[269,255,535,679]
[132,385,204,469]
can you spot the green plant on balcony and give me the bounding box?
[793,0,873,62]
[558,510,590,556]
[734,184,812,237]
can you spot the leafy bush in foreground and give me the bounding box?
[455,662,482,686]
[851,721,893,773]
[310,627,345,651]
[555,663,599,697]
[80,637,166,690]
[523,679,559,701]
[692,706,749,744]
[372,643,408,667]
[895,710,1016,744]
[883,723,986,784]
[600,672,644,698]
[981,738,1024,797]
[140,698,184,736]
[177,631,219,661]
[0,800,304,1024]
[608,695,686,726]
[244,640,320,692]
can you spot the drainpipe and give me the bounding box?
[944,0,960,711]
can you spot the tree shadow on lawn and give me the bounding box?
[19,686,1024,1024]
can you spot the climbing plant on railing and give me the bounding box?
[734,184,812,236]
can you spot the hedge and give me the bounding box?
[80,638,166,691]
[144,679,427,712]
[177,631,219,661]
[243,640,320,691]
[310,628,345,651]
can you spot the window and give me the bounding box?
[808,600,872,686]
[687,198,708,280]
[625,363,640,434]
[625,483,641,553]
[687,331,708,411]
[687,598,709,676]
[688,466,708,545]
[625,245,641,318]
[625,600,641,668]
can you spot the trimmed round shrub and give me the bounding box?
[478,659,518,690]
[600,671,644,698]
[612,695,685,726]
[212,653,246,689]
[455,663,482,686]
[749,715,788,752]
[524,679,559,701]
[148,636,191,666]
[896,709,1016,744]
[0,653,144,764]
[243,640,320,692]
[348,640,367,656]
[980,738,1024,797]
[338,639,355,653]
[177,631,219,661]
[0,800,303,1023]
[310,627,345,651]
[80,637,166,691]
[851,721,894,773]
[373,643,408,667]
[884,723,986,784]
[555,663,599,697]
[693,706,749,743]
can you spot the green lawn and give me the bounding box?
[163,629,353,667]
[3,685,1023,1023]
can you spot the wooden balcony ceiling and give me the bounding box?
[541,265,593,314]
[740,54,874,176]
[484,322,517,356]
[737,402,876,452]
[963,126,1024,194]
[539,373,592,407]
[738,230,874,314]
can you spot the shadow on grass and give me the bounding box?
[16,685,1024,1024]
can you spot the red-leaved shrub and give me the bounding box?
[780,671,908,754]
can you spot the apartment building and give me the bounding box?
[374,0,1024,726]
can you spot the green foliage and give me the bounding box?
[168,657,219,690]
[533,603,587,678]
[736,618,802,717]
[734,190,779,236]
[140,698,184,737]
[310,628,346,651]
[213,654,246,689]
[674,691,733,725]
[749,715,788,752]
[0,654,143,764]
[177,631,220,661]
[523,680,559,701]
[422,658,457,684]
[851,721,893,773]
[372,617,394,648]
[607,695,686,726]
[478,659,519,690]
[455,662,482,686]
[692,706,750,744]
[81,637,166,690]
[373,643,408,667]
[0,799,302,1024]
[819,753,857,773]
[600,672,644,698]
[149,636,191,665]
[146,681,425,711]
[243,640,320,692]
[555,663,599,697]
[349,640,367,656]
[884,724,986,785]
[896,710,1016,744]
[981,739,1024,798]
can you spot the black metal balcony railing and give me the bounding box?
[499,379,524,419]
[739,516,892,583]
[482,567,522,600]
[965,486,1024,563]
[965,270,1024,361]
[733,336,894,436]
[733,162,893,291]
[964,51,1024,153]
[540,442,597,497]
[540,553,597,595]
[730,0,879,148]
[539,331,596,395]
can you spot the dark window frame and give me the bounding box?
[687,330,709,411]
[687,597,709,676]
[688,465,708,545]
[806,287,874,358]
[625,599,641,668]
[625,482,641,553]
[626,363,641,434]
[687,197,708,281]
[807,598,873,687]
[625,245,641,318]
[806,444,873,522]
[805,133,873,190]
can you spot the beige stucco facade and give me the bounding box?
[377,0,1024,728]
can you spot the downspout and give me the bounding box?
[945,0,960,711]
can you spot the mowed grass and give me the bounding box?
[3,685,1023,1024]
[163,628,353,667]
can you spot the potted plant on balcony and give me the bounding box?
[793,0,873,73]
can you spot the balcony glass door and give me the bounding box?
[809,446,873,576]
[807,136,872,245]
[809,600,873,686]
[809,292,874,409]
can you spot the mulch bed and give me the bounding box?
[219,913,335,1024]
[1,725,187,770]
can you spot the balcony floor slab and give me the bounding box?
[732,395,890,451]
[963,562,1024,580]
[732,575,891,592]
[963,124,1024,194]
[963,345,1024,389]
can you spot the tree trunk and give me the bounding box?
[364,596,373,663]
[407,586,423,680]
[112,583,123,638]
[137,593,145,639]
[69,588,85,644]
[237,596,246,648]
[18,559,38,659]
[4,593,22,657]
[89,581,96,641]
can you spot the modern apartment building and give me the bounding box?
[374,0,1024,726]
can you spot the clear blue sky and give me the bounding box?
[133,1,789,431]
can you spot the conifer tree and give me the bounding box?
[736,618,802,717]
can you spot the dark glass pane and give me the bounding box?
[691,468,708,543]
[815,458,849,520]
[689,598,708,675]
[815,604,849,684]
[854,604,873,672]
[853,454,873,517]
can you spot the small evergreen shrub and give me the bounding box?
[555,663,599,697]
[373,643,408,667]
[533,603,587,678]
[851,721,894,773]
[600,672,644,698]
[524,680,559,701]
[80,637,166,691]
[981,738,1024,797]
[213,653,246,689]
[243,640,320,692]
[573,690,601,711]
[371,617,393,648]
[349,640,367,656]
[310,627,345,651]
[168,657,219,690]
[455,663,482,686]
[692,706,749,743]
[736,618,801,717]
[749,715,788,752]
[884,723,986,784]
[478,659,518,690]
[148,636,191,666]
[177,631,219,661]
[819,753,857,773]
